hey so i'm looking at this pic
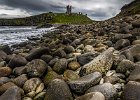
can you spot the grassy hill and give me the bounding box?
[0,12,93,26]
[118,0,140,17]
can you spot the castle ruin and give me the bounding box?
[66,5,72,15]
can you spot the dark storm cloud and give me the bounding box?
[0,0,134,20]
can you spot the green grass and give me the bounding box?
[0,13,93,26]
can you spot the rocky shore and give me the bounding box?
[0,14,140,100]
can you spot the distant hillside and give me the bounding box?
[118,0,140,17]
[0,13,93,26]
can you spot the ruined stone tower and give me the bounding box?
[66,5,72,15]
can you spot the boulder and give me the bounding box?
[63,70,79,81]
[0,51,7,61]
[23,78,42,93]
[0,67,12,77]
[79,47,115,76]
[0,86,24,100]
[68,72,102,94]
[43,71,61,86]
[116,59,135,74]
[13,74,28,87]
[25,59,47,77]
[86,83,117,100]
[64,45,75,53]
[0,82,16,94]
[132,19,140,28]
[115,39,130,50]
[0,77,11,86]
[53,48,66,58]
[53,58,68,74]
[123,81,140,100]
[77,52,98,66]
[45,79,73,100]
[8,55,27,68]
[41,54,53,63]
[0,45,12,54]
[75,92,105,100]
[26,47,50,61]
[68,61,80,71]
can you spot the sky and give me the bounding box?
[0,0,134,20]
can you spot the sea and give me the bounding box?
[0,26,55,46]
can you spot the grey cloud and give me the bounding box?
[0,0,134,20]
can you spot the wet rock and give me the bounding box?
[43,71,61,86]
[0,86,24,100]
[53,48,66,58]
[0,77,11,86]
[64,45,75,53]
[86,83,117,100]
[25,59,47,77]
[123,81,140,100]
[68,72,102,94]
[115,39,130,50]
[75,92,105,100]
[13,74,28,87]
[23,78,42,93]
[41,54,53,63]
[68,61,80,71]
[63,70,79,81]
[8,55,27,68]
[116,59,135,74]
[0,82,16,94]
[53,58,67,74]
[45,79,73,100]
[77,52,98,66]
[79,47,115,76]
[0,67,12,77]
[0,45,12,54]
[26,47,50,61]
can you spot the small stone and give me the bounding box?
[63,70,79,81]
[34,92,46,100]
[0,67,12,77]
[53,58,68,74]
[41,54,53,63]
[115,39,130,50]
[53,48,66,58]
[68,61,80,71]
[23,78,42,93]
[64,45,75,53]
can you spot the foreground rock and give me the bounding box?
[25,59,47,77]
[123,81,140,100]
[75,92,105,100]
[68,72,102,94]
[86,83,117,100]
[79,47,115,76]
[45,79,73,100]
[0,86,24,100]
